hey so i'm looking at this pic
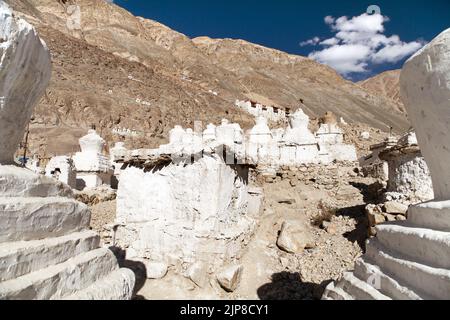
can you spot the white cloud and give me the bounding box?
[320,38,339,46]
[309,44,371,74]
[299,36,321,47]
[372,41,423,63]
[302,12,425,76]
[324,16,335,25]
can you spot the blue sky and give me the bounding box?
[113,0,450,81]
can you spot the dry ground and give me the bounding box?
[88,168,376,300]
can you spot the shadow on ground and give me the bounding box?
[336,204,368,251]
[335,180,385,251]
[350,181,385,204]
[257,272,332,300]
[109,246,147,300]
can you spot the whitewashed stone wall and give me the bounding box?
[115,154,258,279]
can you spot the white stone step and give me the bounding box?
[0,230,100,281]
[322,282,354,300]
[0,248,118,300]
[354,258,425,300]
[335,272,391,300]
[0,165,73,198]
[62,268,135,300]
[366,238,450,300]
[0,197,91,243]
[408,201,450,232]
[376,222,450,269]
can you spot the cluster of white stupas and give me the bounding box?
[108,107,355,287]
[0,3,134,300]
[323,28,450,300]
[235,99,287,122]
[142,108,357,170]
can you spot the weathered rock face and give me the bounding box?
[0,2,51,164]
[400,28,450,201]
[0,4,134,300]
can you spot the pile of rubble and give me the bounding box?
[261,163,359,189]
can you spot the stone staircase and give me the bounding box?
[323,215,450,300]
[0,166,135,300]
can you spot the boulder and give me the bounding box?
[360,132,371,140]
[145,261,168,280]
[276,219,314,254]
[366,204,386,226]
[216,264,243,292]
[188,262,208,288]
[384,213,397,222]
[384,201,408,215]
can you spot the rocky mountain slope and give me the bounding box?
[6,0,410,158]
[358,70,404,114]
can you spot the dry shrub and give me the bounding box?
[311,200,337,227]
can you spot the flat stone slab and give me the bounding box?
[408,200,450,232]
[0,197,91,243]
[62,268,135,300]
[0,248,118,300]
[0,166,73,198]
[354,258,425,300]
[376,223,450,269]
[338,272,390,300]
[0,230,99,281]
[366,238,450,299]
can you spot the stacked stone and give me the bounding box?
[262,163,359,189]
[0,4,134,300]
[323,28,450,300]
[366,202,408,237]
